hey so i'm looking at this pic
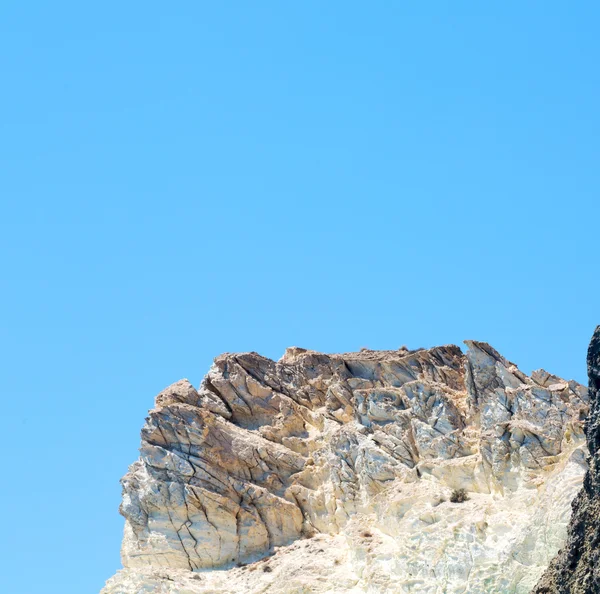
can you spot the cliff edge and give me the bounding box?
[533,326,600,594]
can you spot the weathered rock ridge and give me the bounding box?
[103,342,589,594]
[533,326,600,594]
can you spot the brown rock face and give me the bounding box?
[533,326,600,594]
[104,341,589,593]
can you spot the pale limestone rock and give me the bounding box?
[103,342,588,593]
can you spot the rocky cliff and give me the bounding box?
[533,326,600,594]
[102,342,589,594]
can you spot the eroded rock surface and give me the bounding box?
[103,342,588,594]
[533,326,600,594]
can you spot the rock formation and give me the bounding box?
[102,342,589,594]
[533,326,600,594]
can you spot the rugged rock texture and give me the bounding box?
[103,342,589,594]
[533,326,600,594]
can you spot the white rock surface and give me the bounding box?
[102,342,589,593]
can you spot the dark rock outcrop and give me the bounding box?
[533,326,600,594]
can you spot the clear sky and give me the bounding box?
[1,2,599,593]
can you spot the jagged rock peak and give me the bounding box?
[103,341,589,594]
[533,326,600,594]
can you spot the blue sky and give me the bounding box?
[1,2,599,592]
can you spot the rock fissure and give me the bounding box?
[166,509,195,571]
